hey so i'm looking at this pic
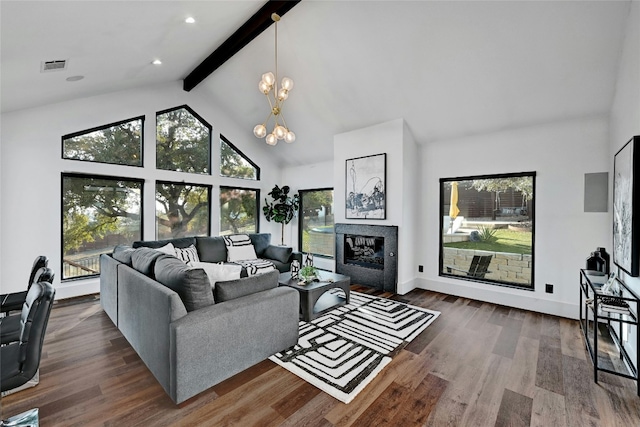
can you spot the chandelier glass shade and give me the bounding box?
[253,13,295,146]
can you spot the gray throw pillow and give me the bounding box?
[249,233,272,257]
[195,237,227,263]
[263,245,292,263]
[214,270,278,303]
[131,248,164,277]
[154,256,214,312]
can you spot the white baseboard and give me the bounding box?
[415,277,578,319]
[397,278,418,295]
[54,278,99,300]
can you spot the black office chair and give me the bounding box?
[1,267,55,345]
[1,280,55,394]
[1,256,48,315]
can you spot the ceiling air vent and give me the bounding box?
[41,60,67,72]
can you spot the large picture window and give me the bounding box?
[219,187,259,235]
[156,105,211,174]
[62,173,143,280]
[156,181,211,239]
[62,116,144,166]
[439,172,535,289]
[299,188,335,258]
[220,135,260,180]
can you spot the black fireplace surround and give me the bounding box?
[335,223,398,292]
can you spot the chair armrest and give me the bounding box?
[445,265,467,274]
[1,291,28,315]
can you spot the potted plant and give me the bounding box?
[299,265,318,283]
[263,185,300,245]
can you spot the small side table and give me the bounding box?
[278,271,350,321]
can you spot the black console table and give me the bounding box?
[579,269,639,395]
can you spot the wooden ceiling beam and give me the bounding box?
[183,0,301,92]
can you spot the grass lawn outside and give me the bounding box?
[444,229,532,255]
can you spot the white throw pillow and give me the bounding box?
[174,244,200,264]
[189,261,242,288]
[155,242,176,256]
[227,244,257,262]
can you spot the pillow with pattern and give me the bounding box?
[174,244,200,263]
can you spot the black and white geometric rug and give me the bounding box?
[269,290,440,403]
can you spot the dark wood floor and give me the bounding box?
[2,286,640,426]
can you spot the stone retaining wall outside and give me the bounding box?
[442,247,532,285]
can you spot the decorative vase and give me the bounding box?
[304,253,314,267]
[586,251,606,273]
[596,247,610,275]
[290,260,300,279]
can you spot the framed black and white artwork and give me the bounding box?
[613,136,640,277]
[345,153,386,219]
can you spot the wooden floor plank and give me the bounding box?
[494,388,533,427]
[2,286,640,426]
[559,318,587,360]
[530,387,568,427]
[389,373,448,427]
[562,354,601,424]
[492,319,524,359]
[503,336,539,398]
[535,335,564,395]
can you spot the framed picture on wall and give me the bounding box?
[345,153,386,219]
[613,136,640,277]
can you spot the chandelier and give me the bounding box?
[253,13,295,145]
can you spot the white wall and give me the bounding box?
[0,81,282,298]
[282,160,335,271]
[400,122,420,293]
[609,1,640,367]
[419,116,611,318]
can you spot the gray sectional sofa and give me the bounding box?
[99,234,300,404]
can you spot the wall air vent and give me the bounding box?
[41,60,67,72]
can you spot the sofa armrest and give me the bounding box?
[117,266,187,400]
[170,286,299,403]
[99,254,119,326]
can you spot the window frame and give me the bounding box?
[61,115,145,167]
[61,172,145,281]
[438,171,536,291]
[298,187,335,259]
[155,180,213,240]
[220,134,261,180]
[219,185,261,235]
[155,104,212,175]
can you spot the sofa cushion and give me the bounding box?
[133,237,196,249]
[214,270,279,303]
[249,233,272,257]
[195,236,227,263]
[263,245,292,264]
[131,248,164,277]
[174,244,200,263]
[227,245,257,262]
[154,256,214,312]
[189,262,242,288]
[112,245,136,266]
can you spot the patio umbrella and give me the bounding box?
[449,182,460,219]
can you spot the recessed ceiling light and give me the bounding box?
[66,75,84,82]
[152,59,162,66]
[185,17,195,24]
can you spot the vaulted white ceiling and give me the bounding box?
[1,1,632,166]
